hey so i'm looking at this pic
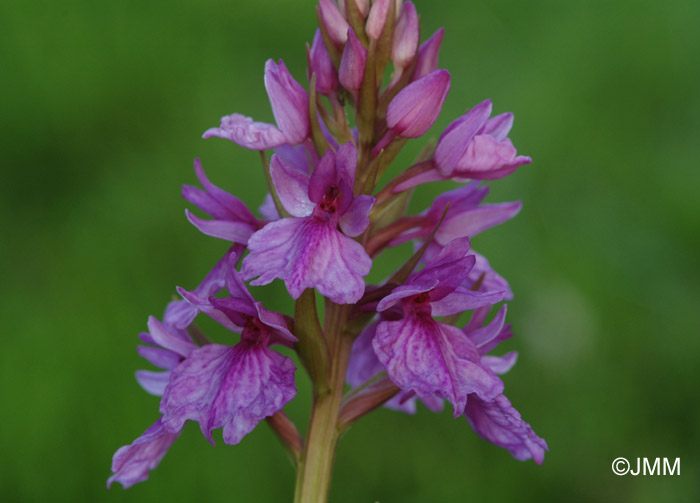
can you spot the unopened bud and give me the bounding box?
[339,28,368,93]
[392,1,419,69]
[319,0,350,46]
[309,29,338,95]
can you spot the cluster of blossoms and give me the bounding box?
[109,0,546,499]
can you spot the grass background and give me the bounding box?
[1,0,699,501]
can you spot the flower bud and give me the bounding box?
[264,59,310,145]
[339,28,368,93]
[392,1,419,70]
[386,69,450,138]
[412,28,444,80]
[365,0,391,40]
[318,0,350,46]
[309,29,338,95]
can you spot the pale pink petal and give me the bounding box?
[203,113,287,150]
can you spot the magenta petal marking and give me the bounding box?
[203,113,287,150]
[373,317,503,416]
[160,343,296,445]
[107,419,181,489]
[464,394,548,464]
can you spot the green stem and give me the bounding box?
[294,303,352,503]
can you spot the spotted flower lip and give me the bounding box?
[203,59,309,150]
[161,254,297,445]
[241,143,374,304]
[372,238,506,416]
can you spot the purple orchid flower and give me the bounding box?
[241,142,374,304]
[203,59,309,150]
[372,238,506,416]
[182,159,263,243]
[160,254,297,445]
[347,319,443,415]
[392,100,531,191]
[109,316,198,488]
[434,99,531,180]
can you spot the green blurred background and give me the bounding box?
[2,0,699,501]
